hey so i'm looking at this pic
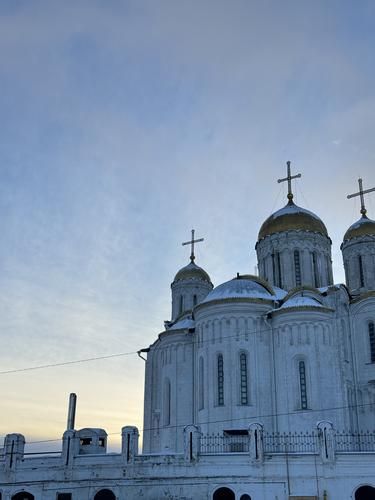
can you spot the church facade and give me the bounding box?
[1,166,375,499]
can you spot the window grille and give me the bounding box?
[294,250,301,286]
[369,322,375,363]
[217,354,224,406]
[299,361,308,410]
[240,353,248,405]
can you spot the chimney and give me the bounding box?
[67,393,77,430]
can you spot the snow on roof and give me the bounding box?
[201,278,276,304]
[273,286,288,300]
[318,284,341,293]
[168,318,195,331]
[271,203,322,221]
[280,296,324,309]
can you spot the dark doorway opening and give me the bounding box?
[355,486,375,500]
[94,490,116,500]
[213,487,235,500]
[11,494,34,500]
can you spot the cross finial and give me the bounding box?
[347,178,375,217]
[182,229,204,262]
[277,161,302,203]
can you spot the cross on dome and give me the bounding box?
[182,229,204,262]
[347,178,375,217]
[277,161,302,203]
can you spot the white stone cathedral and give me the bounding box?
[1,165,375,500]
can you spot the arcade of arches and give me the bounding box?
[7,490,116,500]
[213,488,251,500]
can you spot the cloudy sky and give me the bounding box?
[1,0,375,452]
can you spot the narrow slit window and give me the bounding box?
[312,252,319,288]
[193,294,198,306]
[199,356,204,410]
[164,379,171,425]
[359,255,365,288]
[277,252,282,288]
[179,295,184,314]
[217,354,224,406]
[299,361,308,410]
[240,353,248,405]
[294,250,301,286]
[369,322,375,363]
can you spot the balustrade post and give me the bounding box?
[248,422,264,463]
[317,421,335,463]
[121,426,139,463]
[183,425,201,462]
[62,430,79,467]
[4,433,25,472]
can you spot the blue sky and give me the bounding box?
[1,0,375,451]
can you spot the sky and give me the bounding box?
[1,0,375,453]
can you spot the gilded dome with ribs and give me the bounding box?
[258,200,328,241]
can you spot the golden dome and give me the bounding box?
[343,215,375,242]
[173,261,211,283]
[258,200,328,241]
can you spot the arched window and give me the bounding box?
[239,352,248,405]
[163,378,171,425]
[294,250,301,286]
[272,252,282,288]
[355,485,375,500]
[359,255,365,287]
[199,356,204,410]
[240,495,252,500]
[299,360,308,410]
[312,252,319,288]
[213,487,235,500]
[11,494,35,500]
[94,490,116,500]
[217,354,224,406]
[369,322,375,363]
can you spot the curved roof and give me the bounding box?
[258,200,328,241]
[343,215,375,242]
[173,261,211,283]
[280,296,325,310]
[201,274,276,305]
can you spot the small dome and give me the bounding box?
[173,261,211,283]
[201,274,275,304]
[343,215,375,242]
[258,200,328,241]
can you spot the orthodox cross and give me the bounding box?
[277,161,302,202]
[347,178,375,216]
[182,229,204,262]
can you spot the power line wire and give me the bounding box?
[0,302,369,376]
[0,350,138,374]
